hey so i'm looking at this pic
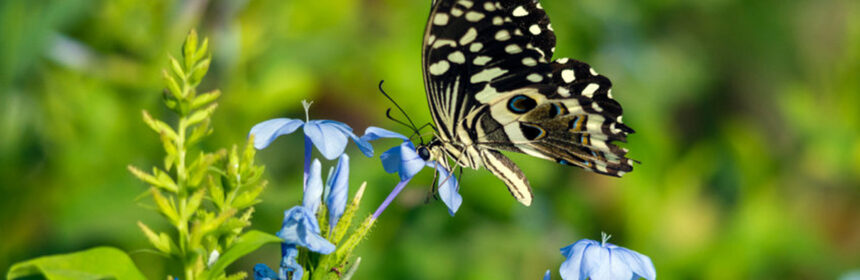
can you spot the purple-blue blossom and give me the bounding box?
[249,100,372,187]
[361,127,462,217]
[559,233,656,280]
[326,154,349,228]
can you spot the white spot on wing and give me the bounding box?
[434,13,449,25]
[473,56,492,65]
[590,68,598,76]
[466,11,485,22]
[529,24,541,35]
[582,83,599,98]
[484,2,496,11]
[557,58,569,64]
[493,16,503,25]
[495,30,511,41]
[557,87,570,97]
[460,27,477,45]
[451,7,464,17]
[429,60,450,75]
[561,69,576,83]
[527,73,543,82]
[522,57,537,66]
[505,44,522,54]
[475,83,500,103]
[470,67,507,83]
[433,39,457,49]
[457,0,473,8]
[448,51,466,64]
[470,42,483,52]
[512,6,528,17]
[591,102,603,112]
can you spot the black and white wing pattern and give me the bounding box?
[421,0,634,206]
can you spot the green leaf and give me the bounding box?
[183,29,199,69]
[7,247,146,280]
[192,90,221,110]
[170,55,186,80]
[201,230,282,280]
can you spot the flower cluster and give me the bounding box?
[249,101,656,280]
[249,103,465,280]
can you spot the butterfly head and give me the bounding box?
[415,137,444,162]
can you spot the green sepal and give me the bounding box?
[151,188,180,224]
[208,175,225,210]
[184,188,207,221]
[189,57,211,86]
[170,55,186,81]
[162,70,183,102]
[183,29,199,69]
[142,110,178,140]
[193,38,210,65]
[188,118,214,146]
[7,247,147,280]
[200,230,282,280]
[334,215,375,265]
[138,222,176,255]
[231,183,265,209]
[192,90,221,110]
[186,103,218,127]
[332,182,366,244]
[153,167,180,192]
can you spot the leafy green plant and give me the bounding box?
[127,29,280,280]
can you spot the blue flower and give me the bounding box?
[255,157,336,280]
[361,127,462,216]
[250,100,373,160]
[559,233,656,280]
[253,263,278,280]
[325,154,349,228]
[544,270,552,280]
[249,100,372,190]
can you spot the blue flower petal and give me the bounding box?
[543,270,552,280]
[304,120,350,160]
[581,242,612,279]
[398,142,427,180]
[430,162,462,216]
[560,239,598,280]
[303,159,323,214]
[614,246,656,280]
[327,154,350,228]
[380,145,404,174]
[280,244,301,280]
[277,206,335,254]
[249,118,305,150]
[322,120,374,157]
[253,263,278,280]
[360,126,410,142]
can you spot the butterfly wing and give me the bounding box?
[422,0,634,205]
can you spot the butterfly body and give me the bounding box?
[420,0,634,206]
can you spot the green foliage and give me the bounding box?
[7,247,146,280]
[2,0,859,279]
[127,30,275,280]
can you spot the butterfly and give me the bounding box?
[415,0,634,206]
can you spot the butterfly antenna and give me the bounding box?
[385,108,415,131]
[378,80,420,133]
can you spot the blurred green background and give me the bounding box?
[2,0,859,279]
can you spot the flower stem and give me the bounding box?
[372,178,411,219]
